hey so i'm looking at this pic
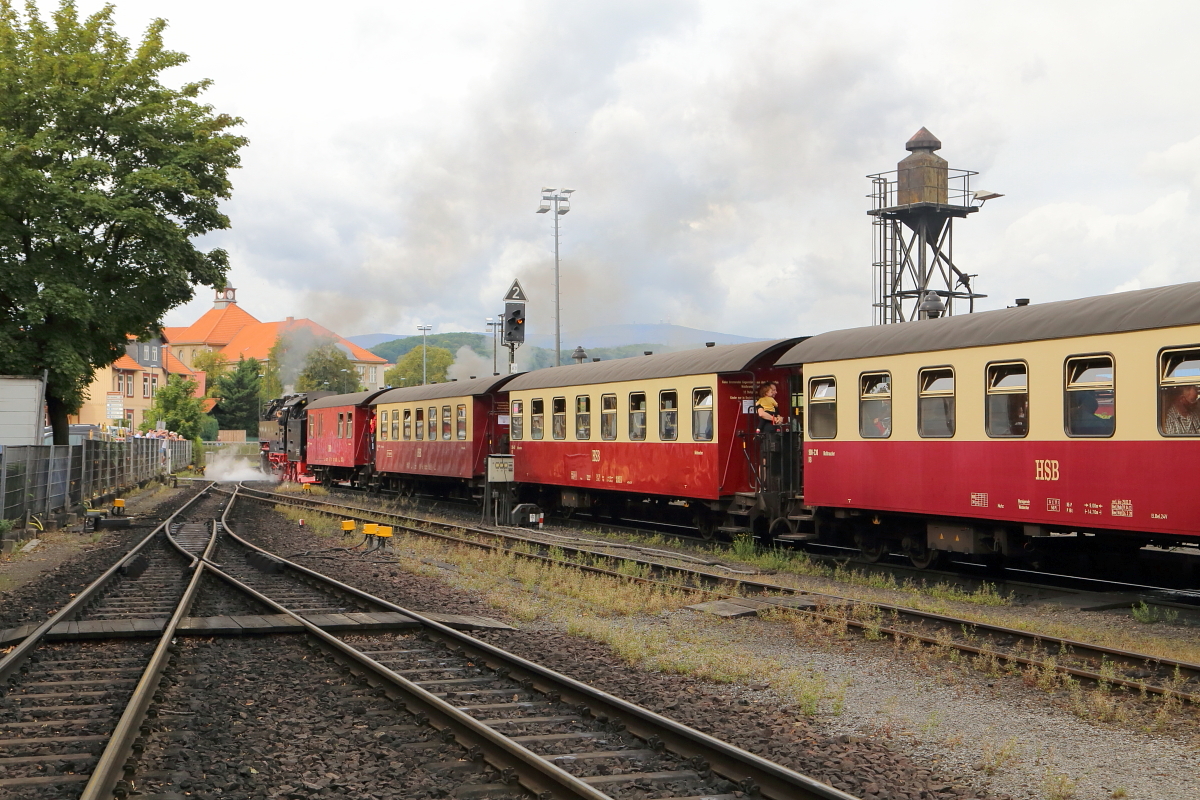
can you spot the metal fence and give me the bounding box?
[0,438,192,522]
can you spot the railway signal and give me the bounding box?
[503,302,525,344]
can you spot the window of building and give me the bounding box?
[151,346,158,363]
[1065,356,1115,437]
[125,409,135,423]
[985,362,1029,437]
[575,396,591,440]
[428,407,436,440]
[859,373,891,438]
[125,373,133,397]
[601,394,617,440]
[415,408,424,440]
[530,399,544,440]
[629,392,647,441]
[692,388,713,441]
[379,410,388,441]
[1159,348,1200,436]
[511,400,524,440]
[143,374,150,398]
[115,372,123,394]
[918,368,955,438]
[151,374,158,396]
[441,406,452,440]
[808,378,836,439]
[369,366,377,384]
[552,397,566,439]
[403,408,412,439]
[659,391,678,441]
[457,404,467,439]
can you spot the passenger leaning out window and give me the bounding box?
[755,382,783,433]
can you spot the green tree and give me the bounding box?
[212,356,261,434]
[296,344,361,394]
[191,350,230,390]
[0,2,247,443]
[141,374,205,439]
[370,332,488,364]
[385,345,453,387]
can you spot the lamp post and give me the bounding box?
[417,325,432,385]
[485,318,501,375]
[536,187,574,366]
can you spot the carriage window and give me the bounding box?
[442,406,452,440]
[808,378,836,439]
[531,399,544,440]
[309,415,315,438]
[659,391,678,441]
[629,392,647,441]
[403,408,412,440]
[319,414,324,436]
[510,400,524,440]
[575,396,591,440]
[859,373,891,438]
[346,412,353,435]
[1066,356,1115,437]
[552,397,566,439]
[390,410,399,441]
[918,368,955,438]
[428,407,436,440]
[692,388,713,441]
[1159,348,1200,436]
[986,362,1029,437]
[414,408,423,440]
[457,404,467,439]
[337,413,344,438]
[601,394,617,440]
[379,410,388,441]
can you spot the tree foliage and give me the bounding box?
[370,333,489,364]
[190,350,230,389]
[140,374,204,439]
[212,355,260,434]
[0,2,247,443]
[385,345,453,387]
[296,344,361,394]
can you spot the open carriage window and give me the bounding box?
[628,392,647,441]
[659,391,678,441]
[402,408,412,440]
[415,408,423,440]
[428,407,436,440]
[692,388,713,442]
[1159,348,1200,436]
[457,404,467,440]
[601,394,617,440]
[986,362,1028,438]
[442,406,452,440]
[1065,356,1114,437]
[379,410,387,441]
[859,373,891,438]
[576,396,591,440]
[552,397,566,439]
[808,378,836,439]
[918,368,955,438]
[530,399,544,440]
[510,400,524,440]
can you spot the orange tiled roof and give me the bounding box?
[201,398,218,413]
[164,351,194,375]
[220,318,386,364]
[161,326,189,343]
[112,355,142,371]
[169,303,261,346]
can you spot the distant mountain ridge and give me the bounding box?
[347,323,765,352]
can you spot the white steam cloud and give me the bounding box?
[447,346,495,381]
[204,449,278,483]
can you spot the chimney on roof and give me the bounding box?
[213,286,238,310]
[285,316,294,324]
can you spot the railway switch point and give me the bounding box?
[341,520,355,535]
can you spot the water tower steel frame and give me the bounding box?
[868,128,987,324]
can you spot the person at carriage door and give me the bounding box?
[755,382,783,433]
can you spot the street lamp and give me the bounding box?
[537,187,574,366]
[417,325,432,385]
[485,318,501,375]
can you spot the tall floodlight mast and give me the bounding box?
[536,187,574,365]
[868,128,1000,324]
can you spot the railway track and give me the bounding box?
[0,484,862,800]
[234,483,1200,708]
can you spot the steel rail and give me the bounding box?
[0,482,213,684]
[234,484,1200,704]
[80,518,221,800]
[219,486,859,800]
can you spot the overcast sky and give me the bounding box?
[62,1,1200,341]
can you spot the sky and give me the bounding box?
[57,1,1200,341]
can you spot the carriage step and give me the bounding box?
[788,514,814,521]
[717,526,752,535]
[774,533,819,542]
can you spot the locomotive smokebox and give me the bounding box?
[897,127,948,206]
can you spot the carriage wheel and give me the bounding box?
[858,535,887,563]
[907,542,944,569]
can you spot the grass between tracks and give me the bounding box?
[271,504,1199,732]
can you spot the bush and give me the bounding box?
[0,518,13,535]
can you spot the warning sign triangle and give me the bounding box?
[503,280,528,302]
